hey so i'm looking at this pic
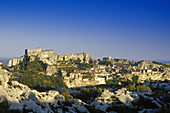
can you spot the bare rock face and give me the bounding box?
[0,69,89,113]
[100,89,114,99]
[26,48,42,56]
[115,88,127,96]
[0,69,11,88]
[64,52,93,63]
[46,65,58,76]
[0,69,58,112]
[90,88,134,111]
[116,90,133,105]
[115,88,134,105]
[7,56,24,67]
[0,62,2,69]
[65,77,106,88]
[7,58,20,67]
[7,48,93,66]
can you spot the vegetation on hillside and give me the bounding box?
[11,55,67,92]
[74,58,93,70]
[98,60,112,66]
[126,85,152,92]
[72,87,102,103]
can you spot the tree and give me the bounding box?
[63,57,65,61]
[35,56,40,62]
[89,58,93,64]
[132,75,139,84]
[60,89,72,99]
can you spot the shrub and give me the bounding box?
[60,89,72,100]
[0,80,2,85]
[120,69,130,75]
[98,60,112,66]
[157,105,170,113]
[132,75,139,84]
[0,100,21,113]
[13,73,67,92]
[126,85,136,91]
[106,78,120,85]
[85,105,105,113]
[0,100,10,113]
[136,85,152,92]
[71,87,102,103]
[54,96,58,100]
[106,105,138,113]
[132,96,158,109]
[126,85,152,92]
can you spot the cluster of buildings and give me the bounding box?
[6,48,170,87]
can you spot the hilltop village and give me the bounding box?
[7,48,170,87]
[0,48,170,113]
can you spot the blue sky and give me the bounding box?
[0,0,170,60]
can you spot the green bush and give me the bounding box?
[14,74,67,92]
[60,89,72,100]
[98,60,112,66]
[157,105,170,113]
[152,61,162,65]
[72,87,102,103]
[0,64,6,69]
[78,63,93,70]
[132,96,158,109]
[120,69,130,75]
[106,105,138,113]
[136,85,152,92]
[0,100,10,113]
[126,85,152,92]
[85,105,105,113]
[0,100,21,113]
[132,75,139,84]
[106,78,121,85]
[58,67,78,74]
[126,85,136,91]
[166,91,170,102]
[0,80,2,85]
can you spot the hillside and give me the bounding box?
[0,48,169,113]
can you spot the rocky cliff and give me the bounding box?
[7,48,93,66]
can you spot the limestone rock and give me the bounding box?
[26,48,42,56]
[7,56,24,67]
[115,88,127,96]
[46,65,57,76]
[0,69,90,113]
[117,93,133,104]
[100,89,114,99]
[8,48,94,66]
[0,69,11,88]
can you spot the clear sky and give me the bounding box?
[0,0,170,60]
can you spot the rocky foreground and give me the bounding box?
[0,69,89,113]
[0,68,170,113]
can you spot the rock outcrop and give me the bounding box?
[65,77,106,88]
[7,48,93,66]
[0,69,89,113]
[46,65,58,76]
[90,87,162,112]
